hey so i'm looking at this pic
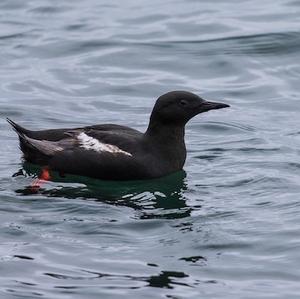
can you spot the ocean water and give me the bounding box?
[1,0,300,298]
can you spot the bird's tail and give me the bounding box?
[7,118,55,163]
[6,118,30,136]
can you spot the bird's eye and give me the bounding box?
[180,99,188,106]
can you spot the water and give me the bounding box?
[1,0,300,298]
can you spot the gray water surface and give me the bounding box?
[1,0,300,298]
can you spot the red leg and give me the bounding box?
[30,167,51,192]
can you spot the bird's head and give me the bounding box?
[150,90,230,126]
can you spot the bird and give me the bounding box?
[7,91,229,181]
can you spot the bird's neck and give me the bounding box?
[145,121,185,144]
[144,121,187,171]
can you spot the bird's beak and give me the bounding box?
[199,100,230,113]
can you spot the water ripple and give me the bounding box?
[1,0,300,298]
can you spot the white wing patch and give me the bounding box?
[77,132,132,156]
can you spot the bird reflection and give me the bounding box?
[14,162,192,219]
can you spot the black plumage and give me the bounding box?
[8,91,229,180]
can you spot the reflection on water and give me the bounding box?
[15,162,191,219]
[45,269,191,290]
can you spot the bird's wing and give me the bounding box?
[21,130,135,158]
[17,130,150,180]
[7,118,141,142]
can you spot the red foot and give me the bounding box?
[40,168,51,180]
[30,167,51,192]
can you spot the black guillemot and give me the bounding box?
[8,91,229,181]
